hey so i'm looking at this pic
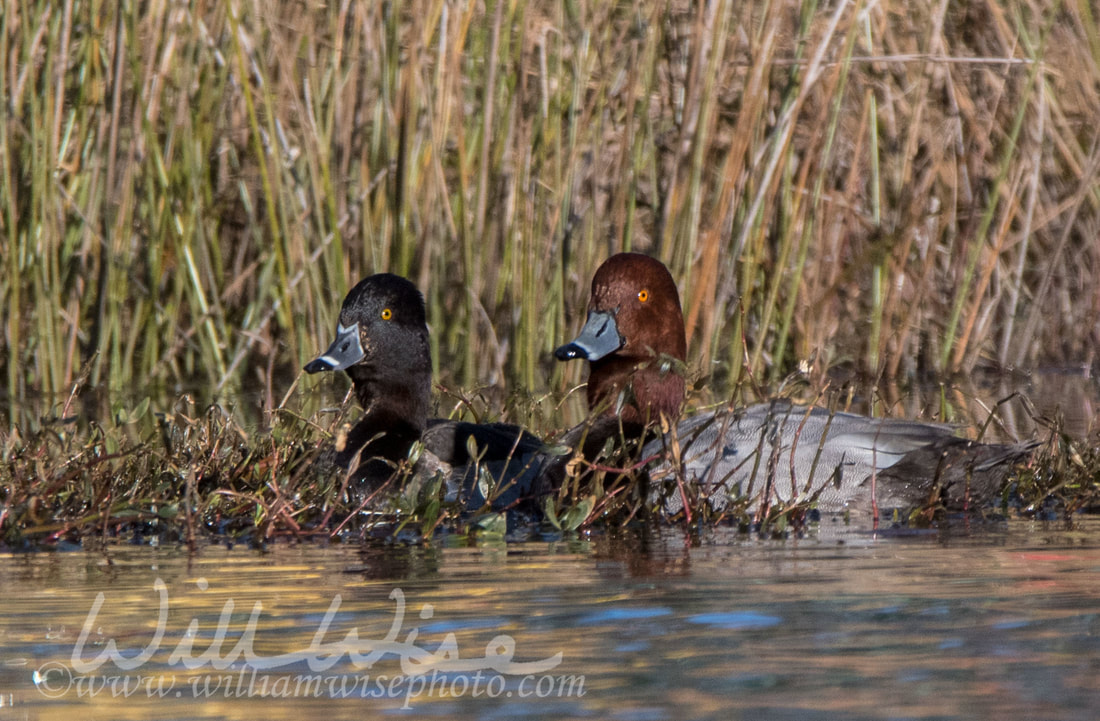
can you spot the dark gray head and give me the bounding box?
[306,274,428,373]
[305,273,432,436]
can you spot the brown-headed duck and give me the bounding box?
[305,273,543,511]
[554,253,1038,517]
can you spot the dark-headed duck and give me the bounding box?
[305,273,542,510]
[555,253,1038,517]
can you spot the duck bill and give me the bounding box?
[304,323,365,373]
[554,309,623,362]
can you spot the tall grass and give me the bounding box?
[1,0,1098,430]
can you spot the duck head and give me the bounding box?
[555,253,687,427]
[305,273,432,447]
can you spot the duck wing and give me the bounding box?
[649,400,1035,516]
[422,419,547,510]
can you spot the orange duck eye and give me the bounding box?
[637,289,649,303]
[381,308,393,320]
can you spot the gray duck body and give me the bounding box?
[644,400,1037,516]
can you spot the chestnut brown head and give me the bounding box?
[555,253,687,426]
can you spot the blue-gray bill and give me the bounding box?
[554,310,622,362]
[304,323,365,373]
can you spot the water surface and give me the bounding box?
[2,519,1100,720]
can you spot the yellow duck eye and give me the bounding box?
[381,308,393,320]
[638,289,649,303]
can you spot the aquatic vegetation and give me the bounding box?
[1013,425,1100,518]
[0,370,1090,548]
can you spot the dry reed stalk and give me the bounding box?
[0,0,1094,435]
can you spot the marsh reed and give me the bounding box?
[1,0,1098,426]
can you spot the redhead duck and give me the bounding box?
[554,253,1037,517]
[305,273,543,511]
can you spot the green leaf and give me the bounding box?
[129,397,151,424]
[542,495,561,530]
[559,496,595,531]
[420,499,441,534]
[471,512,506,535]
[476,465,495,502]
[465,434,486,463]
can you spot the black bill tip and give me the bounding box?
[554,342,586,361]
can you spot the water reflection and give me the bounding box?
[1,520,1100,719]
